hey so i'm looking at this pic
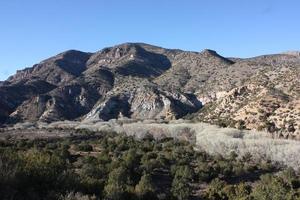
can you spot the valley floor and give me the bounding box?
[1,119,300,169]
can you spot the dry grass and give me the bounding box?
[4,119,300,169]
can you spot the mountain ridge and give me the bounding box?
[1,43,299,139]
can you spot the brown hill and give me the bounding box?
[0,43,299,138]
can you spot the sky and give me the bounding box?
[0,0,299,80]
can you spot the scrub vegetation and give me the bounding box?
[1,129,300,200]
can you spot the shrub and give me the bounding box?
[76,143,93,152]
[251,174,298,200]
[171,165,193,200]
[135,174,156,200]
[205,178,228,200]
[104,166,131,200]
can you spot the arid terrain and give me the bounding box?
[1,43,300,200]
[1,120,300,200]
[1,119,300,169]
[0,43,299,139]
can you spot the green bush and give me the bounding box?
[251,174,300,200]
[135,174,156,200]
[0,130,299,200]
[76,143,93,152]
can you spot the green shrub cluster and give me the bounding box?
[205,168,300,200]
[0,131,299,200]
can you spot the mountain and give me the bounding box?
[0,43,299,138]
[186,53,300,139]
[282,51,300,56]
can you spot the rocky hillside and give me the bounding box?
[0,43,299,138]
[186,54,300,139]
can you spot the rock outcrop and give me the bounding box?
[0,43,299,138]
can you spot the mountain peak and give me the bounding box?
[199,49,234,64]
[200,49,218,56]
[41,49,91,63]
[282,51,300,56]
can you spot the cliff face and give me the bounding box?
[1,43,299,138]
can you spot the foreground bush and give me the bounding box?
[0,131,299,200]
[0,149,77,200]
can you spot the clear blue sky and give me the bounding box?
[0,0,299,80]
